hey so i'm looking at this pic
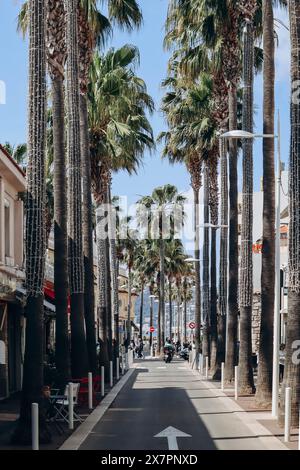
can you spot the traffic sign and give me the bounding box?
[189,322,196,330]
[150,326,155,333]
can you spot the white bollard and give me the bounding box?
[68,383,74,430]
[284,387,292,443]
[235,366,238,401]
[221,362,225,391]
[110,361,113,388]
[121,356,125,375]
[88,372,93,410]
[126,352,129,370]
[31,403,39,451]
[116,357,120,381]
[205,357,209,379]
[200,354,204,376]
[101,366,105,398]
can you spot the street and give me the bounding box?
[71,359,286,451]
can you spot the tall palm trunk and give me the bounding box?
[108,183,120,360]
[96,201,109,370]
[106,234,113,361]
[139,283,144,338]
[225,85,239,383]
[209,156,219,377]
[159,237,165,353]
[239,20,255,394]
[12,0,49,444]
[279,0,300,426]
[168,278,173,339]
[149,288,154,350]
[157,275,161,355]
[202,163,210,360]
[53,75,71,389]
[191,165,201,366]
[65,0,88,378]
[183,290,187,344]
[127,265,132,350]
[217,138,228,378]
[80,93,97,374]
[177,292,181,344]
[256,0,275,407]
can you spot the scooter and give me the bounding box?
[164,349,173,363]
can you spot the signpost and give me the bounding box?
[150,326,155,333]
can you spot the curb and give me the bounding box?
[59,366,136,451]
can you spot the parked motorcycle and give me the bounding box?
[179,348,189,361]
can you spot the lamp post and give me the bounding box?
[221,112,281,418]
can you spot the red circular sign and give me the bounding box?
[189,322,196,330]
[150,327,155,333]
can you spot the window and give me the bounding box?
[4,199,10,257]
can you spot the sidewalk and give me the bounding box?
[190,364,298,451]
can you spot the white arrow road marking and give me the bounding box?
[157,366,166,369]
[154,426,191,450]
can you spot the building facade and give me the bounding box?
[0,145,26,400]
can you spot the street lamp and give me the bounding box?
[221,113,281,418]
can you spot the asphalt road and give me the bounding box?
[78,358,284,451]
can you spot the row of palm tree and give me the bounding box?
[13,0,152,444]
[161,0,300,425]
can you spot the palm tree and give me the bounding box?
[78,0,142,375]
[18,0,72,389]
[2,142,27,168]
[256,0,275,407]
[238,0,257,395]
[279,0,300,426]
[208,151,220,376]
[12,0,49,445]
[165,239,186,339]
[65,0,89,378]
[160,69,216,365]
[137,186,186,353]
[88,45,154,361]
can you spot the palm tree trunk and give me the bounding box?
[193,185,201,363]
[106,235,113,361]
[53,75,71,390]
[127,265,132,350]
[183,291,187,344]
[169,279,173,339]
[177,294,181,344]
[216,138,228,379]
[225,84,239,384]
[239,20,255,394]
[139,283,144,338]
[96,202,109,370]
[157,279,161,355]
[159,237,165,353]
[80,93,97,375]
[210,227,218,376]
[149,289,154,350]
[202,164,210,360]
[256,0,275,407]
[108,183,120,361]
[65,0,89,379]
[12,0,50,444]
[279,0,300,426]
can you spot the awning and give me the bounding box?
[15,287,56,315]
[131,321,139,332]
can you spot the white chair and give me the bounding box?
[53,383,83,424]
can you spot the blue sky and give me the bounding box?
[0,0,291,205]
